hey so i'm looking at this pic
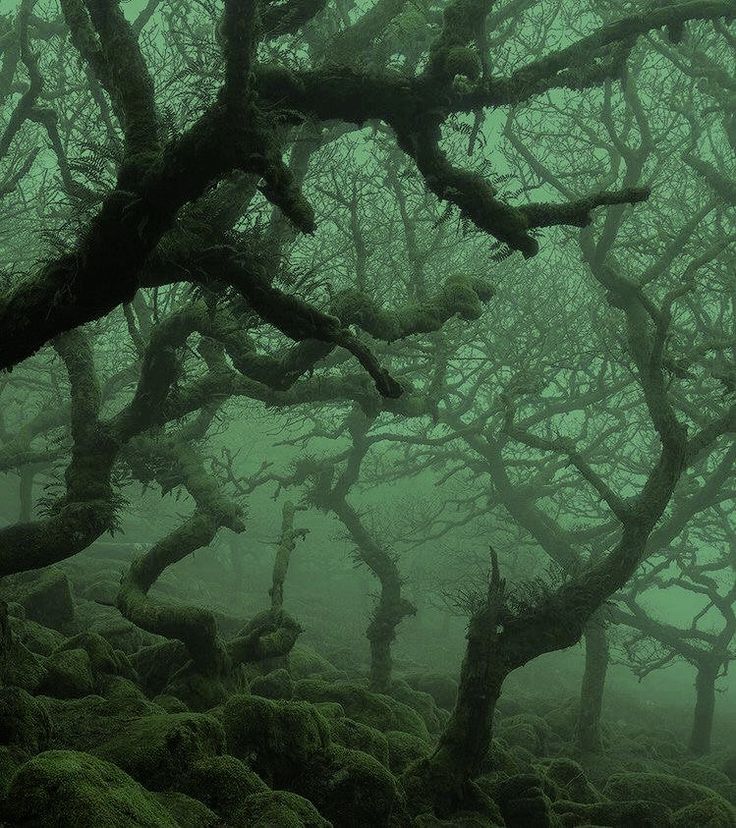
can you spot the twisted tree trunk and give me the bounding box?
[405,550,505,816]
[332,498,415,693]
[576,612,610,752]
[688,661,719,756]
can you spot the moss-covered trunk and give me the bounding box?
[688,662,718,755]
[576,613,609,752]
[330,495,414,695]
[367,610,398,694]
[405,551,505,816]
[432,611,505,782]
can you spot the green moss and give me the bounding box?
[475,739,518,778]
[56,632,134,680]
[295,679,430,742]
[154,791,219,826]
[93,712,225,790]
[386,729,429,774]
[233,789,331,827]
[389,679,442,734]
[536,757,601,804]
[675,762,736,804]
[131,640,189,696]
[2,750,178,827]
[671,798,736,827]
[0,632,47,693]
[39,648,95,699]
[152,693,190,713]
[164,663,229,712]
[496,714,552,756]
[182,755,268,816]
[330,717,389,765]
[251,667,295,700]
[10,616,65,656]
[41,694,162,752]
[314,701,345,719]
[0,568,74,631]
[603,771,734,812]
[220,694,330,784]
[79,578,120,606]
[0,688,50,754]
[723,753,736,783]
[552,798,672,827]
[288,644,346,681]
[99,675,147,702]
[543,699,578,739]
[0,745,28,796]
[298,744,405,827]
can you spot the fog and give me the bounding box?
[0,0,735,825]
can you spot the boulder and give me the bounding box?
[2,749,178,827]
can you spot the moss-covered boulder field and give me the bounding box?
[1,568,735,827]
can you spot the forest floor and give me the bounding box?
[0,555,735,827]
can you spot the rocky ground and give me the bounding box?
[0,561,735,827]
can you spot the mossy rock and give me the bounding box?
[0,568,74,630]
[479,738,523,777]
[93,712,225,790]
[404,762,501,824]
[496,714,551,756]
[164,663,229,712]
[232,789,331,827]
[723,753,736,783]
[154,791,219,827]
[295,679,430,742]
[41,693,162,752]
[0,631,46,693]
[0,688,50,754]
[386,729,429,774]
[182,754,267,817]
[79,578,120,606]
[330,717,389,765]
[603,771,735,812]
[536,757,601,804]
[389,679,442,734]
[404,673,458,711]
[81,609,161,655]
[288,645,346,681]
[487,771,560,827]
[56,632,135,681]
[552,798,672,827]
[152,693,190,713]
[39,648,95,699]
[5,601,25,619]
[251,667,294,700]
[314,701,345,719]
[676,761,736,804]
[10,617,65,656]
[99,675,147,702]
[671,797,736,827]
[413,812,502,827]
[543,699,578,739]
[220,694,330,784]
[131,640,189,696]
[1,749,178,827]
[0,745,28,796]
[298,744,405,827]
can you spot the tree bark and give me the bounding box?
[688,662,718,755]
[330,497,415,694]
[404,550,505,816]
[576,613,610,752]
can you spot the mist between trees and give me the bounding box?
[1,0,736,826]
